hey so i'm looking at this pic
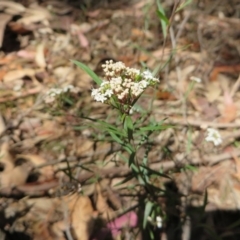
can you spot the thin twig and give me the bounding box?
[230,74,240,98]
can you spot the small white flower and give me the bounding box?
[94,93,107,103]
[205,128,222,146]
[91,88,100,97]
[142,70,153,79]
[142,70,159,83]
[138,80,149,89]
[190,76,202,83]
[104,89,113,97]
[100,81,109,87]
[45,88,63,103]
[63,85,74,92]
[156,216,162,228]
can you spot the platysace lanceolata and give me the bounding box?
[91,60,159,114]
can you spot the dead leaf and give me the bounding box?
[0,143,32,188]
[190,96,219,120]
[3,68,35,82]
[77,31,89,48]
[205,81,222,102]
[219,91,237,123]
[65,194,95,240]
[17,50,36,59]
[0,14,12,48]
[17,6,51,25]
[155,89,176,100]
[95,183,111,217]
[8,21,32,34]
[0,1,25,15]
[0,55,15,65]
[0,162,32,189]
[0,142,14,172]
[16,154,54,182]
[210,64,240,81]
[35,43,46,68]
[76,140,93,156]
[0,114,6,135]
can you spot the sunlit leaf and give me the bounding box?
[143,201,153,228]
[71,60,102,85]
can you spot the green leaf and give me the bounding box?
[95,120,127,138]
[184,164,197,172]
[140,165,172,179]
[156,10,169,25]
[108,131,123,144]
[128,152,136,167]
[62,96,73,105]
[124,116,134,141]
[156,0,169,39]
[139,124,171,132]
[71,60,102,85]
[124,116,134,131]
[113,174,135,187]
[123,143,135,154]
[143,201,153,228]
[176,0,192,12]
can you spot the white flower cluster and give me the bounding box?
[91,60,159,104]
[205,128,222,146]
[44,85,78,103]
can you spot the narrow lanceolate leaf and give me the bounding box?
[143,201,153,228]
[176,0,193,12]
[71,60,102,85]
[125,116,134,131]
[156,0,169,39]
[124,115,134,140]
[139,124,171,132]
[108,130,123,144]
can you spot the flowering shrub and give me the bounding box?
[91,60,159,114]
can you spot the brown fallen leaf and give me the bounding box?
[0,13,12,48]
[205,81,222,103]
[219,91,237,123]
[65,194,95,240]
[3,68,35,82]
[35,43,46,68]
[16,154,54,182]
[95,182,116,221]
[0,143,33,191]
[17,5,51,25]
[0,1,25,15]
[210,64,240,81]
[77,31,89,49]
[0,142,14,172]
[8,21,33,34]
[155,88,176,100]
[0,162,32,190]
